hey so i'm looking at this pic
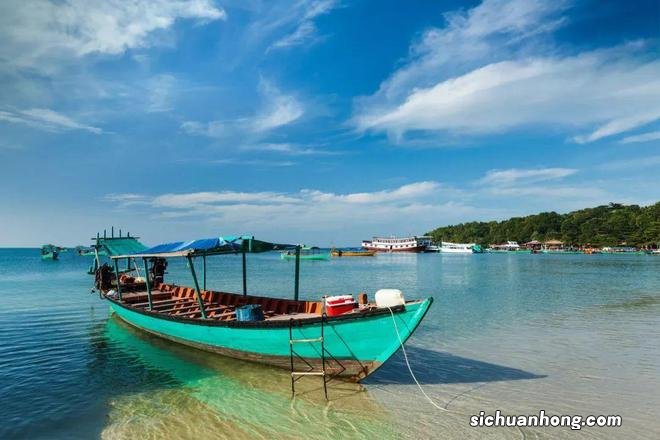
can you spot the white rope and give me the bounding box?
[133,259,141,277]
[387,306,447,411]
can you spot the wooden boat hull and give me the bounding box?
[108,297,433,381]
[331,250,376,257]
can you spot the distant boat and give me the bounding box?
[40,244,59,261]
[361,236,431,253]
[281,246,330,260]
[439,242,482,253]
[331,248,376,257]
[486,241,532,253]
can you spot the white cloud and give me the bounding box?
[103,181,475,235]
[240,143,336,156]
[597,155,660,171]
[152,191,302,209]
[479,167,577,185]
[181,80,304,138]
[620,131,660,144]
[303,181,441,204]
[181,120,225,137]
[104,193,150,205]
[0,108,102,133]
[486,185,607,199]
[0,0,225,72]
[353,0,660,144]
[475,167,610,201]
[146,74,176,113]
[356,50,660,142]
[359,0,569,105]
[268,0,338,50]
[252,80,304,131]
[210,158,297,167]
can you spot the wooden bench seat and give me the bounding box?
[132,297,190,307]
[158,302,216,314]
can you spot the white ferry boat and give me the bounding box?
[439,242,478,253]
[361,236,431,253]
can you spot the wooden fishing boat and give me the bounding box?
[331,248,376,257]
[40,244,59,260]
[97,236,433,382]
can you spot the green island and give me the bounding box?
[427,202,660,247]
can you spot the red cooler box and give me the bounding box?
[325,295,356,316]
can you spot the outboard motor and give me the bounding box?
[94,263,114,291]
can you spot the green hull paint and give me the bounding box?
[109,297,432,379]
[41,252,58,260]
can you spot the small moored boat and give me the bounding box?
[40,244,59,260]
[331,248,376,257]
[280,246,330,261]
[97,236,432,381]
[439,242,482,253]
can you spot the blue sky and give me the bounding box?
[0,0,659,247]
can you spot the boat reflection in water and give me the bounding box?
[99,317,400,439]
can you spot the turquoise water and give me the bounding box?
[1,248,659,439]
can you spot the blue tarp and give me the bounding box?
[136,237,244,256]
[123,236,296,258]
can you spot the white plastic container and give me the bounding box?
[375,289,405,308]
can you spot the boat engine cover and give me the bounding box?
[375,289,405,307]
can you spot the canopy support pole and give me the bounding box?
[187,255,207,319]
[242,249,247,296]
[202,255,207,290]
[142,257,153,311]
[113,258,122,301]
[294,245,301,301]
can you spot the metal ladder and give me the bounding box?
[289,314,344,400]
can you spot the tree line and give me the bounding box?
[426,202,660,247]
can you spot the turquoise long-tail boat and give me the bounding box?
[40,244,59,260]
[97,236,432,382]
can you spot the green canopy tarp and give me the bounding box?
[98,237,147,257]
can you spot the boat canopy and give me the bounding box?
[111,236,296,259]
[99,237,148,257]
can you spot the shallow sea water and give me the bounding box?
[1,248,658,439]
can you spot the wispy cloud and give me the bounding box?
[620,131,660,144]
[0,0,225,73]
[210,158,297,167]
[597,155,660,171]
[146,74,176,113]
[103,181,481,235]
[353,0,660,144]
[252,80,304,131]
[240,143,337,156]
[104,193,150,205]
[303,181,442,204]
[181,79,304,139]
[479,167,577,185]
[269,0,338,50]
[476,166,609,201]
[0,108,102,134]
